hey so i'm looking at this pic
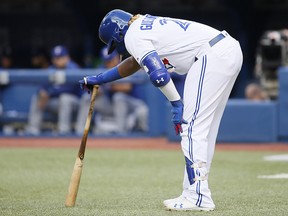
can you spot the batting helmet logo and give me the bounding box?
[111,16,128,30]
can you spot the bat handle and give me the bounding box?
[78,85,99,160]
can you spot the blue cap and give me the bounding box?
[51,45,69,58]
[100,46,118,62]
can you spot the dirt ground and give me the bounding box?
[0,137,288,151]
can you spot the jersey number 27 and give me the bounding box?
[159,18,190,31]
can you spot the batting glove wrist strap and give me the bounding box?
[79,66,121,92]
[171,99,188,135]
[98,66,122,83]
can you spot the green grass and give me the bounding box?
[0,147,287,216]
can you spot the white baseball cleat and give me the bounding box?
[163,195,215,211]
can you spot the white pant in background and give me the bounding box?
[75,92,113,134]
[76,91,149,134]
[112,92,149,133]
[26,93,79,135]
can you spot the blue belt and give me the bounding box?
[209,33,225,47]
[194,33,226,62]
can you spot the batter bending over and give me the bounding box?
[79,9,243,211]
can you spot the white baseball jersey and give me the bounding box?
[125,14,220,74]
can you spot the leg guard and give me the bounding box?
[185,157,208,185]
[184,157,212,208]
[185,156,195,185]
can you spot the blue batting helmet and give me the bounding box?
[98,9,132,55]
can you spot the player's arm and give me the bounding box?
[140,51,187,135]
[118,56,141,77]
[79,56,140,90]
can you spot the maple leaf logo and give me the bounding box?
[162,58,175,73]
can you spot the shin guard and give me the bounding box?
[185,156,195,185]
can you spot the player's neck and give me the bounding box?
[128,14,141,26]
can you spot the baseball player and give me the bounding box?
[26,45,81,135]
[79,9,243,211]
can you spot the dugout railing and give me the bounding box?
[0,68,288,142]
[0,69,167,137]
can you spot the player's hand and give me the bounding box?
[171,100,188,135]
[79,74,103,93]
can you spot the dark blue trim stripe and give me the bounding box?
[195,170,203,207]
[197,194,203,207]
[209,33,225,47]
[140,50,156,65]
[188,55,207,161]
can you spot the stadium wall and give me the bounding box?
[0,67,287,143]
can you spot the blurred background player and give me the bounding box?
[25,45,81,135]
[30,47,50,69]
[76,48,115,134]
[0,47,14,69]
[245,82,269,101]
[76,46,148,134]
[0,46,14,134]
[103,47,149,134]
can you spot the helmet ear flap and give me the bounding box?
[118,31,124,40]
[108,40,116,54]
[108,29,125,54]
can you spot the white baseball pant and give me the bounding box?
[180,31,243,208]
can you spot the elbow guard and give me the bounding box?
[141,51,171,87]
[149,68,171,87]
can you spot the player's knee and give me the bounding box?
[112,92,126,103]
[59,94,73,104]
[59,94,78,112]
[136,104,149,117]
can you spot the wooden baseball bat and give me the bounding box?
[65,85,99,207]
